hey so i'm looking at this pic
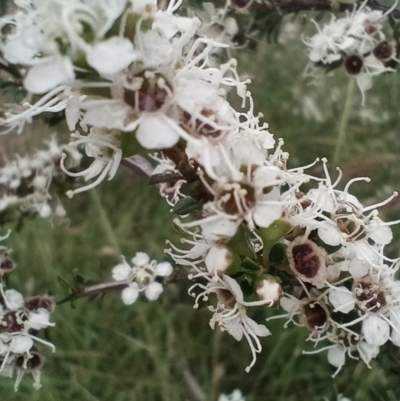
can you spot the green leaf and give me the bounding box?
[148,173,182,185]
[172,197,201,215]
[260,219,292,267]
[57,275,72,290]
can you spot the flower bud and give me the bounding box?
[256,276,282,304]
[205,246,233,276]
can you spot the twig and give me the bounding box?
[57,280,129,305]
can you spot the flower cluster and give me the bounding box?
[0,138,81,220]
[305,1,399,103]
[0,238,55,391]
[1,0,400,384]
[112,252,172,305]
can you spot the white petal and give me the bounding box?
[348,258,369,278]
[327,345,346,368]
[65,97,81,131]
[369,219,392,245]
[121,284,139,305]
[155,262,173,277]
[358,341,379,364]
[328,286,354,314]
[10,336,34,354]
[112,263,131,281]
[362,315,390,346]
[280,297,298,313]
[145,282,164,300]
[29,309,52,330]
[318,224,342,246]
[253,203,282,228]
[131,252,150,267]
[136,115,180,149]
[244,316,271,337]
[200,217,239,241]
[222,275,244,303]
[4,289,24,310]
[24,57,74,94]
[87,37,138,76]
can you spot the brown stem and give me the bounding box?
[57,280,129,305]
[162,147,214,202]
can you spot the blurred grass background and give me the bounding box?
[2,1,400,400]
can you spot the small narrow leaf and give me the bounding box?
[172,197,200,215]
[148,173,182,185]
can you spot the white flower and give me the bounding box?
[189,274,271,372]
[112,253,173,305]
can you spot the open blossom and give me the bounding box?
[189,273,271,372]
[112,252,173,305]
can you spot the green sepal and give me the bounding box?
[260,219,292,267]
[172,197,201,215]
[226,224,254,258]
[225,252,243,276]
[240,257,260,272]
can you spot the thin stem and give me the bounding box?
[208,328,223,401]
[57,280,129,304]
[333,78,355,165]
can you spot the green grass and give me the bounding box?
[3,7,400,401]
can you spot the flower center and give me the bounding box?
[1,310,28,333]
[218,184,256,215]
[124,71,170,112]
[373,41,395,62]
[291,243,321,278]
[353,277,387,313]
[344,55,364,75]
[216,289,236,309]
[300,300,329,332]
